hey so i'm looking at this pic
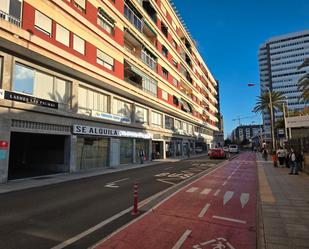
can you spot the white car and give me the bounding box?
[228,144,239,153]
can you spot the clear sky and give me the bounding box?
[171,0,309,137]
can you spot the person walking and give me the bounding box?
[262,148,268,161]
[272,151,278,167]
[140,149,145,164]
[288,148,298,175]
[276,147,286,166]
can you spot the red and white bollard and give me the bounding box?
[131,182,140,216]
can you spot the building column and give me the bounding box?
[132,139,136,163]
[149,139,152,161]
[68,135,78,173]
[163,141,166,159]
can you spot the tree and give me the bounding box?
[298,59,309,103]
[253,91,285,114]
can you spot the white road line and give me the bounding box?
[223,191,234,205]
[172,229,192,249]
[240,193,250,208]
[198,203,210,218]
[213,189,221,196]
[222,181,228,186]
[213,215,246,224]
[186,187,199,193]
[104,178,129,188]
[165,167,173,170]
[156,179,176,185]
[201,188,211,195]
[227,176,232,179]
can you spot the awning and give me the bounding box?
[143,20,157,36]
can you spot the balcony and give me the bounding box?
[124,2,142,32]
[0,9,21,27]
[141,49,157,71]
[142,0,157,24]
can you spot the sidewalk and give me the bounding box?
[92,152,257,249]
[257,153,309,249]
[0,153,208,194]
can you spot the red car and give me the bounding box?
[209,148,226,159]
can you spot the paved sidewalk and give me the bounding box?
[92,152,257,249]
[0,153,208,194]
[257,153,309,249]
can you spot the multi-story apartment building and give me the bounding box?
[0,0,219,183]
[231,124,263,145]
[258,30,309,139]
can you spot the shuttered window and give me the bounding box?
[34,10,52,36]
[56,24,70,46]
[73,34,85,54]
[97,49,114,70]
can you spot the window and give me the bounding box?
[161,22,168,38]
[135,105,148,123]
[151,111,162,127]
[173,77,178,87]
[188,124,193,135]
[97,10,115,35]
[13,63,71,108]
[73,34,85,54]
[175,119,181,129]
[162,67,168,79]
[73,0,86,12]
[34,10,52,36]
[183,122,188,133]
[172,59,178,68]
[113,98,131,120]
[172,39,178,49]
[0,57,3,86]
[56,24,70,46]
[165,116,173,130]
[162,90,168,100]
[78,86,108,113]
[97,49,114,70]
[162,45,168,57]
[0,0,22,26]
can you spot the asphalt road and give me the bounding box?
[0,156,224,249]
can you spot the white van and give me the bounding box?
[228,144,239,153]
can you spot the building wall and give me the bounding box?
[0,0,219,183]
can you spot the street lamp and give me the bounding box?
[282,96,290,140]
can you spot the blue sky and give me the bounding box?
[171,0,309,137]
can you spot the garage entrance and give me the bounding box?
[8,132,69,180]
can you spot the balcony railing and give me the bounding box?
[0,10,21,27]
[124,3,142,32]
[141,50,156,71]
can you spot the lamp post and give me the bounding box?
[268,88,276,151]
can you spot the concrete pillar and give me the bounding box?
[71,80,79,113]
[149,139,152,161]
[181,140,184,157]
[193,140,196,155]
[68,135,78,172]
[133,139,136,163]
[1,54,13,90]
[163,141,166,159]
[0,117,11,183]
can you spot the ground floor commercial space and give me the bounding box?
[0,114,213,183]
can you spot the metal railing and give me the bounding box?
[124,3,142,32]
[141,50,156,71]
[0,10,21,27]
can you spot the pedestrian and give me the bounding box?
[272,151,278,167]
[296,150,304,172]
[276,147,286,166]
[140,149,145,164]
[187,147,191,158]
[262,148,268,161]
[288,148,298,175]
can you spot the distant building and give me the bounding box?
[231,125,263,145]
[214,80,224,147]
[258,30,309,139]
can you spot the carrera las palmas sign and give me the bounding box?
[72,125,152,139]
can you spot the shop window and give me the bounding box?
[97,8,115,35]
[78,86,109,114]
[113,98,132,120]
[120,138,133,164]
[56,24,70,46]
[135,139,149,163]
[73,34,85,54]
[97,49,114,70]
[12,63,71,108]
[151,111,162,128]
[34,10,52,36]
[73,0,86,13]
[135,105,148,124]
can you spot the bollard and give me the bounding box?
[131,182,140,216]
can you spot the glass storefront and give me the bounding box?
[120,138,133,164]
[76,137,109,170]
[165,141,174,158]
[175,140,182,156]
[135,139,149,163]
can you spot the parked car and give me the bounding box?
[209,148,226,159]
[228,144,239,153]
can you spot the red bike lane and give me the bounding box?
[93,152,257,249]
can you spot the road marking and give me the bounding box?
[222,181,228,186]
[172,229,192,249]
[227,176,231,179]
[165,167,173,170]
[213,215,246,224]
[240,193,250,208]
[201,188,211,195]
[194,237,236,249]
[257,164,276,203]
[186,187,199,193]
[223,191,234,205]
[104,178,129,188]
[214,189,221,196]
[198,203,210,218]
[157,179,176,185]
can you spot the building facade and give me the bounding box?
[0,0,219,183]
[231,124,263,145]
[258,30,309,139]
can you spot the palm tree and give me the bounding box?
[297,58,309,103]
[253,91,285,114]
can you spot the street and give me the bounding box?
[0,156,223,249]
